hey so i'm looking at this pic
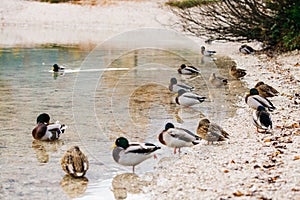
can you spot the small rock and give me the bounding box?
[293,156,300,160]
[233,190,244,197]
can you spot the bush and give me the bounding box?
[166,0,300,52]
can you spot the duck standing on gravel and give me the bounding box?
[178,64,200,75]
[112,137,160,173]
[61,146,89,178]
[245,88,276,111]
[252,106,272,133]
[254,81,279,98]
[197,118,229,144]
[158,122,201,154]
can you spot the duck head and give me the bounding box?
[115,137,129,149]
[198,118,210,126]
[164,122,175,131]
[52,64,59,72]
[249,88,259,95]
[36,113,50,124]
[254,81,265,88]
[180,64,187,69]
[201,46,205,52]
[170,77,177,85]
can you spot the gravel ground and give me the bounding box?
[148,49,300,200]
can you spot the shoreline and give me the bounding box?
[1,0,300,199]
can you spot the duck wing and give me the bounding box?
[183,93,206,102]
[259,110,272,129]
[168,127,200,142]
[252,96,276,111]
[186,66,200,73]
[125,142,160,154]
[177,83,194,91]
[210,123,229,139]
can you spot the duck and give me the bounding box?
[175,89,206,107]
[197,118,229,144]
[239,44,255,54]
[158,122,201,154]
[209,73,228,87]
[169,77,195,93]
[254,81,279,98]
[178,64,200,75]
[52,64,65,72]
[61,146,89,178]
[32,121,67,141]
[36,113,50,124]
[245,88,276,111]
[201,46,216,56]
[112,137,160,173]
[229,66,247,79]
[252,106,272,133]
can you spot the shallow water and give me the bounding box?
[0,29,248,199]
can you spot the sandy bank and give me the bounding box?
[0,0,174,47]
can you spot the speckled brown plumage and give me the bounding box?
[254,81,279,98]
[229,66,246,79]
[61,146,89,178]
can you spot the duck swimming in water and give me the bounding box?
[175,89,206,107]
[169,77,195,93]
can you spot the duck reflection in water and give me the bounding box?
[112,173,153,200]
[60,174,89,198]
[32,139,64,163]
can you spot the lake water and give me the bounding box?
[0,29,248,199]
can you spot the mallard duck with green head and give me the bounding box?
[112,137,160,173]
[197,118,229,144]
[158,122,201,154]
[52,64,65,73]
[245,88,276,111]
[178,64,200,75]
[32,113,67,141]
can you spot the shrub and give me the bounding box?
[166,0,300,52]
